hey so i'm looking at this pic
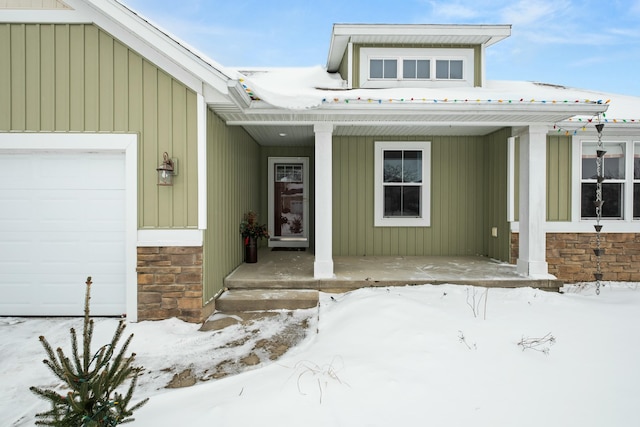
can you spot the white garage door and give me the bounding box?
[0,151,127,316]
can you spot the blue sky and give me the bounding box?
[122,0,640,96]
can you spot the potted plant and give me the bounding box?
[240,211,269,263]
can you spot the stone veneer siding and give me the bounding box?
[511,232,640,282]
[137,246,214,323]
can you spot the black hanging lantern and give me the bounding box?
[156,152,175,186]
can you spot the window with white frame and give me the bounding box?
[580,141,626,219]
[370,59,397,79]
[403,59,430,79]
[369,57,463,81]
[361,47,473,88]
[374,141,431,227]
[435,59,463,79]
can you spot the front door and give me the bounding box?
[268,157,309,248]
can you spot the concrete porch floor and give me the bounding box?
[224,248,562,292]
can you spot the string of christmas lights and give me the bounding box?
[239,79,639,127]
[320,97,611,105]
[553,112,640,135]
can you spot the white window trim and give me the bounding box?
[361,47,473,88]
[374,141,431,227]
[572,136,638,223]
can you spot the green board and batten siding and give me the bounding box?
[332,128,511,261]
[203,110,261,302]
[0,23,199,229]
[547,135,572,221]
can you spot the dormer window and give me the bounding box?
[360,47,473,88]
[403,59,430,79]
[435,59,463,80]
[327,24,512,89]
[370,59,398,79]
[369,56,464,81]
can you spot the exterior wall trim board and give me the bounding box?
[511,221,640,233]
[137,229,204,247]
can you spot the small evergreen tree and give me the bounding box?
[30,277,148,426]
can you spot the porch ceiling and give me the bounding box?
[240,123,504,146]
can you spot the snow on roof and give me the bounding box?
[235,66,639,126]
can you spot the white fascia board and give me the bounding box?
[327,34,349,72]
[225,120,548,127]
[238,102,609,116]
[331,24,511,45]
[204,83,234,104]
[137,229,204,247]
[560,122,640,135]
[315,102,609,114]
[79,0,230,94]
[226,80,253,108]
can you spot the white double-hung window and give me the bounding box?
[579,139,640,220]
[374,141,431,227]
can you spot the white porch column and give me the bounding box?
[314,123,335,278]
[517,125,549,277]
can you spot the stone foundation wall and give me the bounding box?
[137,246,212,323]
[511,233,640,282]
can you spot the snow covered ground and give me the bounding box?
[2,282,639,426]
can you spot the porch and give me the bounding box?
[224,248,562,292]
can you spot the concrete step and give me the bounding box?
[215,289,319,312]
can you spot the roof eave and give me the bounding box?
[327,23,512,71]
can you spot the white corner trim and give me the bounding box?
[197,93,207,230]
[507,136,516,222]
[347,42,353,89]
[137,229,203,247]
[0,132,139,322]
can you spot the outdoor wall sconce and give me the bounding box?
[156,152,176,186]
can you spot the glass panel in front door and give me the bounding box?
[274,163,304,238]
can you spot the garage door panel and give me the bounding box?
[24,153,124,190]
[0,151,127,316]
